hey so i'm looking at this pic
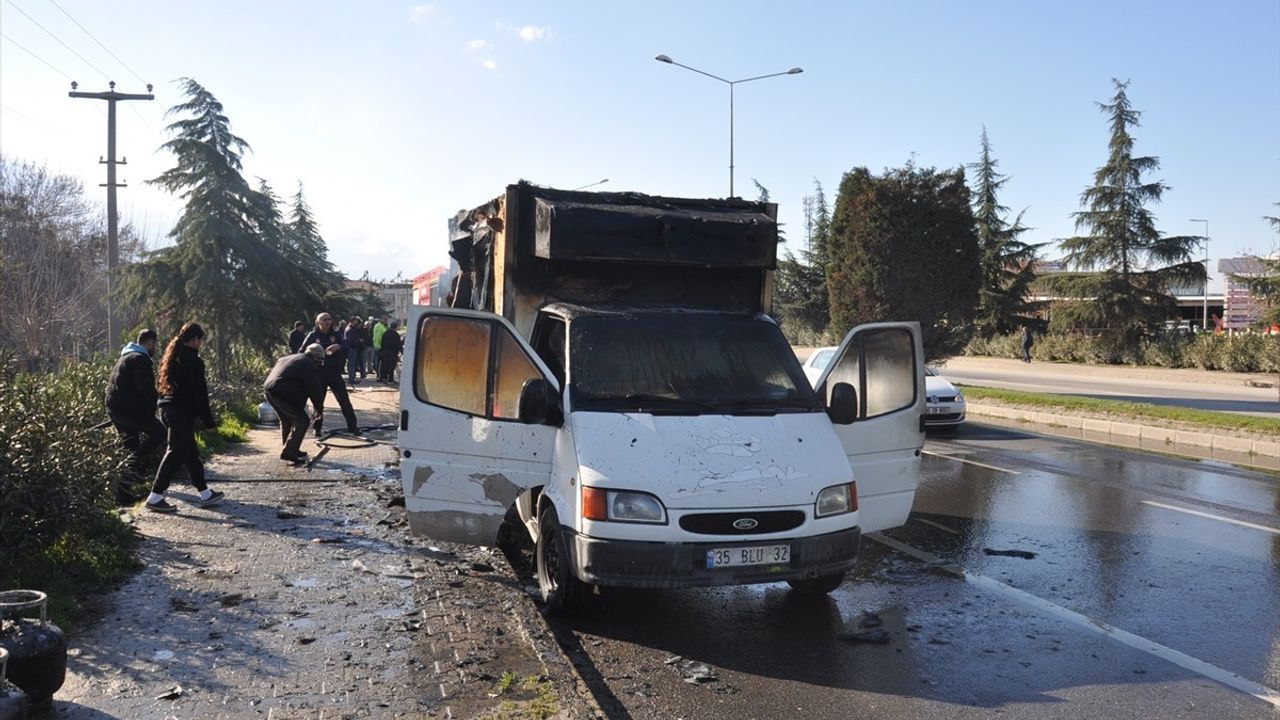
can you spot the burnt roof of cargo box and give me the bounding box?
[540,302,766,322]
[450,180,777,236]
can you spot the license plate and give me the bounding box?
[928,406,948,414]
[706,544,790,569]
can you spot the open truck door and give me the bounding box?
[399,307,559,545]
[815,322,925,534]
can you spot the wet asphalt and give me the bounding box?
[547,422,1280,719]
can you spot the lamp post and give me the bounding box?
[1190,218,1209,331]
[654,54,802,198]
[571,178,609,191]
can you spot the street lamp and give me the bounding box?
[654,54,802,198]
[571,178,609,191]
[1189,218,1210,331]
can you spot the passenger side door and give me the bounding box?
[814,322,925,533]
[399,308,559,544]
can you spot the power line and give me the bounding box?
[1,103,69,136]
[0,30,73,81]
[44,0,146,86]
[4,0,109,81]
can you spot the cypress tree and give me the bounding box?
[827,163,981,361]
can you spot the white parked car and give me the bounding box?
[802,347,965,428]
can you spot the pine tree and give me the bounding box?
[1045,80,1204,343]
[968,128,1043,337]
[772,179,831,342]
[122,78,308,378]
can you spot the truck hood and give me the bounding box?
[568,411,852,510]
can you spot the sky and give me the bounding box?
[2,1,1277,288]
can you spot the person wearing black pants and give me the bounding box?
[301,312,361,436]
[106,329,164,498]
[145,322,225,514]
[378,320,403,382]
[265,344,326,463]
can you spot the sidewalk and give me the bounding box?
[55,385,592,719]
[943,355,1278,389]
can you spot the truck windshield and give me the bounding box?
[569,314,823,414]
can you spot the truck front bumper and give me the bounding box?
[566,527,861,589]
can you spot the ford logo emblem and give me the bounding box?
[732,518,759,530]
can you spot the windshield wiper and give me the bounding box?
[589,393,718,414]
[715,399,820,415]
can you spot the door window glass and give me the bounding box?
[824,328,915,420]
[862,329,915,418]
[493,330,541,420]
[415,315,490,416]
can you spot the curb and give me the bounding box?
[966,402,1280,468]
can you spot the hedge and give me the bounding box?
[965,331,1280,373]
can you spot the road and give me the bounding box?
[544,423,1280,719]
[937,357,1279,418]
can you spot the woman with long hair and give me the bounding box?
[145,322,225,513]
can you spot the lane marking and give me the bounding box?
[868,533,1280,708]
[1140,500,1280,536]
[922,450,1020,475]
[912,517,960,535]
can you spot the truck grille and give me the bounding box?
[679,510,805,535]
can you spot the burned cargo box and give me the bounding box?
[448,182,779,335]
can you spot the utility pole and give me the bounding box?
[69,80,154,348]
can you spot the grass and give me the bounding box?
[0,512,141,629]
[195,400,258,457]
[488,674,559,720]
[959,385,1280,436]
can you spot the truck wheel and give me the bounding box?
[787,572,846,596]
[536,505,592,613]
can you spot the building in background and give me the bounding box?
[412,266,449,306]
[1218,256,1271,330]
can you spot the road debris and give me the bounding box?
[154,686,183,701]
[983,548,1038,559]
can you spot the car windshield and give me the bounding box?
[569,314,823,414]
[811,349,835,369]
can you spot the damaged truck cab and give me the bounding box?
[399,183,925,611]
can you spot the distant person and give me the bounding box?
[288,321,307,354]
[344,314,367,384]
[301,312,361,436]
[1021,326,1035,363]
[145,322,225,514]
[106,329,163,499]
[371,314,389,379]
[362,317,378,378]
[264,344,326,464]
[379,320,403,383]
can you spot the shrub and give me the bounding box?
[968,330,1279,373]
[0,358,132,563]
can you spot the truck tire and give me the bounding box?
[787,572,846,596]
[536,505,592,613]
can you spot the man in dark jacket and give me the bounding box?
[288,321,307,354]
[106,329,164,478]
[300,312,361,436]
[265,344,326,463]
[378,320,403,382]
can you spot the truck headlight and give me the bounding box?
[581,487,667,523]
[815,482,858,518]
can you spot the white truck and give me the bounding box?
[399,183,926,611]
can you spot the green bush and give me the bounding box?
[0,358,132,563]
[967,331,1279,373]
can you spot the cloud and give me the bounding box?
[517,25,551,42]
[482,59,497,71]
[408,3,436,23]
[466,39,491,51]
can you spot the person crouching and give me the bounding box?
[265,344,327,464]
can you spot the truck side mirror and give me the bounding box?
[518,378,563,427]
[828,382,858,425]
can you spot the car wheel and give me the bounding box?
[787,572,846,596]
[536,504,592,614]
